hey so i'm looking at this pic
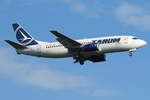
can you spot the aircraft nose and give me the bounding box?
[140,40,147,47]
[142,40,147,46]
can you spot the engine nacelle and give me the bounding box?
[83,43,101,52]
[88,54,106,62]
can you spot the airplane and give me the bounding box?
[5,23,147,65]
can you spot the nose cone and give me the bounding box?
[139,40,147,48]
[141,40,147,46]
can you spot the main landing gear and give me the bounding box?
[73,54,85,65]
[128,48,137,56]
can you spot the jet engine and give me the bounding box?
[82,43,101,52]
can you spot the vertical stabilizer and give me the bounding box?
[12,23,38,46]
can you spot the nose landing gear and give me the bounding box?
[129,48,136,56]
[129,51,133,56]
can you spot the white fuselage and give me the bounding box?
[16,36,146,58]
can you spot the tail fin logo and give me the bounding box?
[16,28,34,45]
[13,23,38,46]
[17,29,32,43]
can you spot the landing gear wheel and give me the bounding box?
[129,48,137,57]
[73,54,85,65]
[74,57,79,63]
[79,60,84,65]
[73,55,79,63]
[129,51,133,56]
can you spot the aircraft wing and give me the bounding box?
[50,31,82,49]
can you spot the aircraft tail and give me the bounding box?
[5,40,27,50]
[12,23,38,46]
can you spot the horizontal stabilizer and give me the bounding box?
[5,40,27,49]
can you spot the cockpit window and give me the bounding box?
[132,38,138,40]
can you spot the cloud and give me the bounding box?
[0,47,90,90]
[63,0,100,18]
[0,46,118,97]
[24,69,90,90]
[115,2,150,31]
